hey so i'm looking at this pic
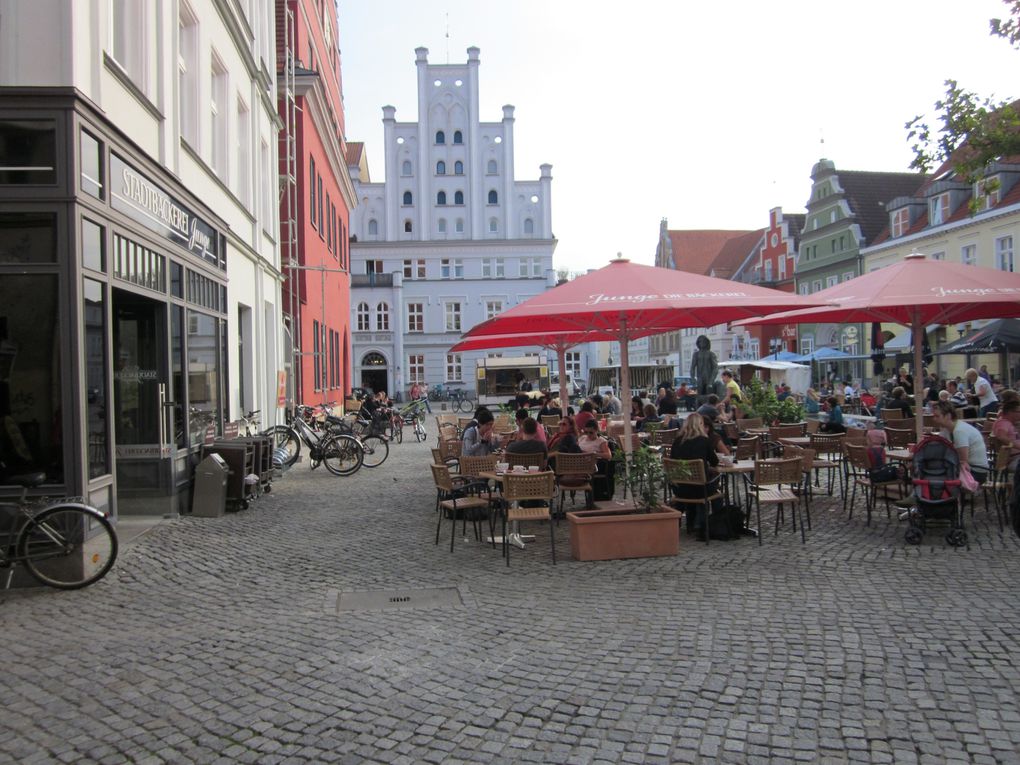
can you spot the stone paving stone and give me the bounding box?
[2,419,1020,763]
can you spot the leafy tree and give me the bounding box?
[906,1,1020,194]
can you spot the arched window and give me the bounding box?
[368,219,378,236]
[487,159,497,174]
[404,219,412,233]
[436,160,446,175]
[356,302,370,331]
[435,130,445,144]
[401,160,412,175]
[362,352,386,367]
[376,302,389,331]
[524,218,534,235]
[455,218,464,233]
[437,218,447,233]
[488,189,498,204]
[489,217,498,233]
[402,190,412,205]
[453,130,463,144]
[454,160,463,174]
[437,191,447,205]
[454,190,464,205]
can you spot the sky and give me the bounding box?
[338,0,1018,275]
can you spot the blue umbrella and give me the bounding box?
[791,346,851,363]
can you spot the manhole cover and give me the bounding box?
[327,586,465,612]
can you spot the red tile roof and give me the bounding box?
[666,230,757,276]
[345,141,364,166]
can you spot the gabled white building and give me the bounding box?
[348,46,557,399]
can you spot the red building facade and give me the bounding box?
[277,0,355,406]
[747,207,802,357]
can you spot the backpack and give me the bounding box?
[708,503,744,540]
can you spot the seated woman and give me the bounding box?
[885,386,913,420]
[578,419,615,500]
[547,417,581,471]
[820,396,846,433]
[636,403,663,432]
[668,413,722,532]
[629,396,644,420]
[804,388,821,415]
[574,401,597,433]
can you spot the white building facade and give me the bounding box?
[0,0,282,517]
[348,46,556,399]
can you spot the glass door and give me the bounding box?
[112,288,176,515]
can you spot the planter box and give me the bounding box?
[567,502,682,561]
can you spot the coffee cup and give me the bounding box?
[496,462,509,473]
[513,465,526,472]
[527,465,540,472]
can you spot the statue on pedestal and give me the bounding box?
[690,335,720,397]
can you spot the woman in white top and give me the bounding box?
[931,400,989,482]
[966,367,999,416]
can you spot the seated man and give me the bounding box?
[505,417,548,464]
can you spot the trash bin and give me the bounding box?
[192,453,228,517]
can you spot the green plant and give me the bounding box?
[624,445,666,512]
[741,377,779,423]
[776,396,806,424]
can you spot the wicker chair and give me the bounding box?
[459,454,498,479]
[540,415,561,433]
[430,463,496,552]
[663,457,721,544]
[738,417,764,431]
[499,471,557,566]
[844,443,908,525]
[505,451,547,471]
[746,457,807,544]
[769,424,804,440]
[553,452,596,514]
[880,408,906,421]
[808,433,845,495]
[653,428,679,448]
[884,426,914,450]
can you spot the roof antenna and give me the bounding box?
[445,12,450,64]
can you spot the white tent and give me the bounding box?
[718,359,811,396]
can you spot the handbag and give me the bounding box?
[958,462,980,493]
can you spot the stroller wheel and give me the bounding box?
[946,529,968,547]
[905,527,923,545]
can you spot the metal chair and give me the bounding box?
[663,457,721,544]
[746,457,807,544]
[430,463,497,552]
[553,452,596,514]
[499,471,557,566]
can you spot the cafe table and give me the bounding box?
[886,448,913,462]
[477,468,546,549]
[778,436,811,448]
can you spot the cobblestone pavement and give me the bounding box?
[3,423,1020,764]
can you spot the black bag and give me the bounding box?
[592,471,615,501]
[708,503,744,540]
[869,464,903,483]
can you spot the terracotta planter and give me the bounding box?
[567,503,682,561]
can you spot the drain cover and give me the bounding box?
[327,586,465,612]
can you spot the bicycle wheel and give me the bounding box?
[322,434,364,476]
[360,435,390,468]
[457,397,474,413]
[18,504,118,589]
[414,415,427,442]
[393,418,403,444]
[262,425,301,467]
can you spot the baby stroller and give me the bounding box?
[906,434,967,546]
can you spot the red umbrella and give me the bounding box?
[461,257,820,453]
[736,252,1020,438]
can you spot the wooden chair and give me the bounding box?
[505,451,547,471]
[430,463,496,552]
[880,408,906,421]
[844,443,907,526]
[738,417,764,431]
[663,458,721,544]
[437,438,462,471]
[735,436,761,461]
[499,471,557,566]
[746,457,807,544]
[438,421,460,443]
[653,428,679,448]
[769,424,804,440]
[459,454,497,479]
[884,426,914,450]
[808,433,844,495]
[844,427,867,445]
[553,452,596,514]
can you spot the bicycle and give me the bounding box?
[396,399,428,442]
[0,470,118,590]
[448,388,474,413]
[326,411,390,468]
[262,406,364,475]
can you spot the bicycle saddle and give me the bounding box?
[3,471,46,488]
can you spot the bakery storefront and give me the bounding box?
[0,93,229,518]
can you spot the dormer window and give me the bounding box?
[930,193,951,225]
[890,207,910,238]
[975,176,1001,211]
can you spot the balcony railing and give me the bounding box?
[351,273,393,288]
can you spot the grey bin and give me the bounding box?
[192,453,229,517]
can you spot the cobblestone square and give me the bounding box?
[3,428,1020,764]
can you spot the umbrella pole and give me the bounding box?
[912,311,924,442]
[556,344,568,415]
[620,319,634,464]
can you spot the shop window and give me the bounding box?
[0,274,63,479]
[82,218,105,272]
[0,213,57,264]
[187,311,224,443]
[80,130,104,199]
[84,279,109,478]
[0,120,57,185]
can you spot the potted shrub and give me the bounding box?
[567,445,682,561]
